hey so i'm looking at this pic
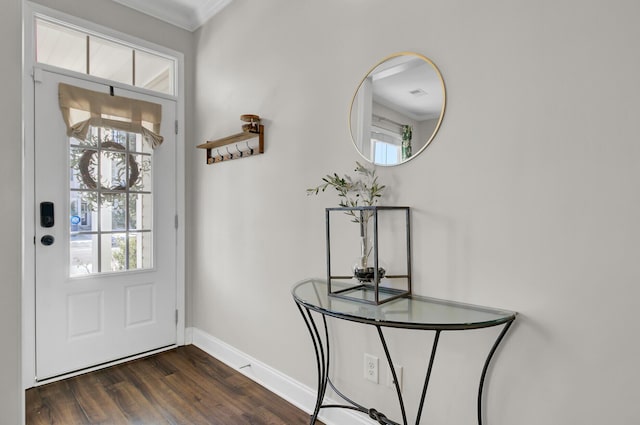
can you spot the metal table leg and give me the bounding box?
[377,326,409,424]
[297,306,402,425]
[414,330,441,424]
[477,320,514,425]
[296,304,329,424]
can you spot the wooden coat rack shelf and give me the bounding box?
[197,114,264,164]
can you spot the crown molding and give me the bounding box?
[112,0,233,32]
[193,0,233,29]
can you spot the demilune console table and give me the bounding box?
[292,279,517,425]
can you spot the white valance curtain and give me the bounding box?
[58,83,163,148]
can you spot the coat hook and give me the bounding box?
[235,144,243,157]
[245,141,254,155]
[215,149,223,162]
[226,146,233,159]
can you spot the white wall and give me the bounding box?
[191,0,640,424]
[1,0,24,422]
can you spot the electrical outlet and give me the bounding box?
[364,353,379,383]
[386,364,403,391]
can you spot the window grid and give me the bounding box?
[36,17,176,96]
[70,127,153,276]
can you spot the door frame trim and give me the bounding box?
[22,1,186,390]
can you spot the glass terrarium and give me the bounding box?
[326,205,411,305]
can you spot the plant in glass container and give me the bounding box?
[307,162,386,282]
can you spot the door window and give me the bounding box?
[70,127,153,276]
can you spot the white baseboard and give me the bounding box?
[189,327,374,425]
[184,326,194,345]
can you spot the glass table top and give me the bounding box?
[292,279,516,330]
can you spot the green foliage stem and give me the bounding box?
[306,162,386,224]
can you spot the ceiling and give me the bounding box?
[111,0,233,31]
[371,56,444,122]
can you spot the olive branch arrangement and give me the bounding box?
[306,162,386,225]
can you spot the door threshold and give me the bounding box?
[33,344,178,387]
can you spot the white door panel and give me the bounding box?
[35,69,177,380]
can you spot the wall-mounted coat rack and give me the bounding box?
[197,114,264,164]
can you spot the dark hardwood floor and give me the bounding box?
[26,345,322,425]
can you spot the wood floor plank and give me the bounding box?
[125,357,222,425]
[27,380,91,425]
[164,372,249,424]
[25,387,51,425]
[106,378,172,424]
[65,375,131,424]
[26,345,321,425]
[155,350,255,423]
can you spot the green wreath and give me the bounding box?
[79,141,140,190]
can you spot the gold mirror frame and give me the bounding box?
[349,52,446,166]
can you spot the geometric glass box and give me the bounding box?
[326,205,411,305]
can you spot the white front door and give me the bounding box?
[34,69,178,381]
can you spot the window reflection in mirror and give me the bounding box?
[350,52,445,166]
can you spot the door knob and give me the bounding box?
[41,235,55,246]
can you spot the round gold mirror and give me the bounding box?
[349,52,446,166]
